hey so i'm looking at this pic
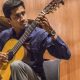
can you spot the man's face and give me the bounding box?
[9,5,27,30]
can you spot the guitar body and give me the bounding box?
[0,39,25,80]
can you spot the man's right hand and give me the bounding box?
[0,52,8,68]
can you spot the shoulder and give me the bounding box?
[28,19,49,39]
[35,27,48,34]
[32,27,48,36]
[0,28,12,38]
[28,19,48,36]
[29,27,49,42]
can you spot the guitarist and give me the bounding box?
[0,0,71,80]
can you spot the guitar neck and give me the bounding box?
[11,10,46,54]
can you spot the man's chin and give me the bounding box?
[22,22,27,26]
[20,23,25,27]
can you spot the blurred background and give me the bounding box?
[0,0,80,80]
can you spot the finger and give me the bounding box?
[0,52,7,56]
[37,15,45,20]
[2,56,8,60]
[37,16,45,21]
[36,18,50,28]
[0,55,6,59]
[38,15,48,21]
[0,54,7,59]
[0,52,6,54]
[40,20,50,26]
[1,55,8,61]
[38,21,45,26]
[37,17,49,25]
[0,55,8,63]
[2,59,8,63]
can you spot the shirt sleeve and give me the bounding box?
[0,29,11,51]
[44,35,71,60]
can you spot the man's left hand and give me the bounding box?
[36,15,53,34]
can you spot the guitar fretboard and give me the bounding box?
[11,20,37,54]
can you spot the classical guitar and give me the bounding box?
[0,0,64,80]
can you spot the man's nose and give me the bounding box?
[20,15,25,21]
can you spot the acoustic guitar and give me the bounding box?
[0,0,64,80]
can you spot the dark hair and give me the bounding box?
[3,0,25,18]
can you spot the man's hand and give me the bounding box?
[36,15,57,40]
[36,15,53,34]
[0,52,8,68]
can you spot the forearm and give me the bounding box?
[48,36,71,60]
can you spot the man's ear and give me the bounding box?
[7,18,12,27]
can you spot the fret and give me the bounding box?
[27,28,32,33]
[28,25,34,32]
[32,21,37,27]
[25,29,30,34]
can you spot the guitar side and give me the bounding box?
[0,39,25,80]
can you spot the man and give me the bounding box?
[0,0,71,80]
